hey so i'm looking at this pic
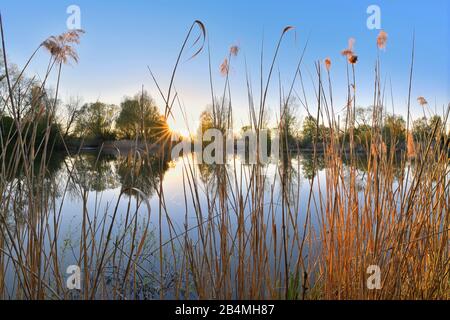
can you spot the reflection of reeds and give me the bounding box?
[166,25,449,300]
[0,15,154,299]
[0,14,448,301]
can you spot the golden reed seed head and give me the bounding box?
[324,57,331,71]
[220,58,229,76]
[348,55,358,64]
[230,45,239,57]
[377,30,388,49]
[341,38,358,64]
[417,96,428,106]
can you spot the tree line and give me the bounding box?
[0,75,169,151]
[69,91,169,143]
[197,103,449,152]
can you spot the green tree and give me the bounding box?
[382,114,406,148]
[198,110,214,136]
[413,115,444,143]
[429,115,443,133]
[279,99,300,150]
[301,115,317,146]
[412,117,429,141]
[354,124,372,147]
[74,102,118,140]
[116,91,166,142]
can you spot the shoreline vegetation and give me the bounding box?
[0,14,449,300]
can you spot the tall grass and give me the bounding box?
[0,15,448,300]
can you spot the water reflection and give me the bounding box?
[1,148,416,299]
[69,153,120,192]
[118,153,172,197]
[12,151,408,198]
[61,152,172,199]
[2,149,409,203]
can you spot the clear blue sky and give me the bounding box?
[1,0,449,132]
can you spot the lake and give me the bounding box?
[0,149,425,299]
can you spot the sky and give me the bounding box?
[1,0,449,134]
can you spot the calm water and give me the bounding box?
[3,150,407,298]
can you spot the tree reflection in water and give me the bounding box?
[62,151,172,199]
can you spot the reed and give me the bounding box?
[0,16,448,300]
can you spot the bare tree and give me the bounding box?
[60,95,83,139]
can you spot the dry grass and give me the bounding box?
[0,16,448,300]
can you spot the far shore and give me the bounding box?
[68,139,411,157]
